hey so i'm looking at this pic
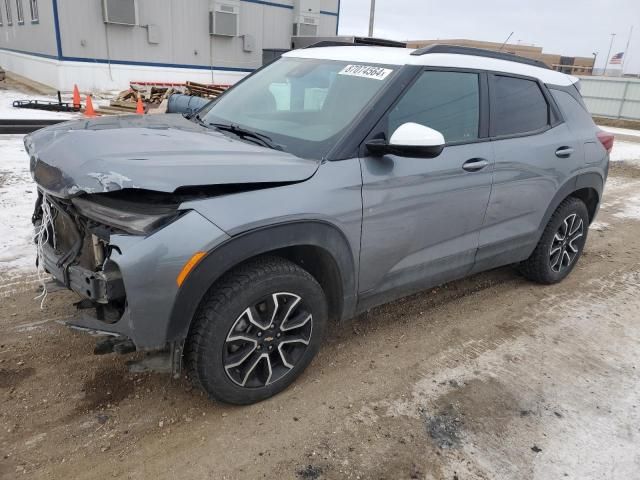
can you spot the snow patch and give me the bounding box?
[589,221,609,231]
[0,88,80,120]
[0,86,80,278]
[0,135,37,276]
[610,140,640,164]
[613,194,640,221]
[599,125,640,138]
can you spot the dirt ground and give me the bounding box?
[1,161,640,480]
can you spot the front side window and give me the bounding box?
[387,70,480,143]
[15,0,22,23]
[201,58,397,159]
[491,75,549,136]
[4,0,11,25]
[29,0,37,21]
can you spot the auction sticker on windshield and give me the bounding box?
[338,64,393,80]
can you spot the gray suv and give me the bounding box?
[26,45,612,404]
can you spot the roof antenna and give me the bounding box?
[498,32,514,51]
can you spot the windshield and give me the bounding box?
[200,57,398,159]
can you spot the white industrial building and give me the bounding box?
[0,0,339,91]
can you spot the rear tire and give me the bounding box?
[185,256,327,405]
[519,197,589,284]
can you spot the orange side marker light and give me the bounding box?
[177,252,206,287]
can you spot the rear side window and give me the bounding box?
[388,70,480,143]
[491,75,549,136]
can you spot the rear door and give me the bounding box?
[358,69,494,309]
[474,73,581,272]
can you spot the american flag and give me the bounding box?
[609,52,624,64]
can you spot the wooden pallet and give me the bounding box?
[105,81,228,114]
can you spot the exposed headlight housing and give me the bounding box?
[71,196,183,235]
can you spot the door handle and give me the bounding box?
[462,158,489,172]
[555,147,574,158]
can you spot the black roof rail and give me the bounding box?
[351,37,407,48]
[304,41,361,49]
[304,38,406,49]
[410,44,550,70]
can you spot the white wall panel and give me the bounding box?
[580,77,640,120]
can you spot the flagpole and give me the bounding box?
[622,26,633,73]
[603,33,616,76]
[368,0,375,37]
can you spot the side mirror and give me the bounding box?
[366,122,446,158]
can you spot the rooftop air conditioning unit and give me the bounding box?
[102,0,137,26]
[293,16,318,37]
[210,3,239,37]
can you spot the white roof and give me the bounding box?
[284,46,578,87]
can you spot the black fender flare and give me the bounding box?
[165,220,357,343]
[537,171,604,234]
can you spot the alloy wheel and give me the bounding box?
[549,213,584,273]
[223,292,313,388]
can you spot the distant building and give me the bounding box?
[407,39,595,76]
[0,0,339,91]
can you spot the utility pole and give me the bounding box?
[368,0,375,37]
[603,33,616,76]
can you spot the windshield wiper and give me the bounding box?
[208,122,282,151]
[190,113,206,124]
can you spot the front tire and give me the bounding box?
[185,256,328,405]
[519,197,589,284]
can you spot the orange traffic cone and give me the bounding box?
[72,84,81,108]
[84,95,96,118]
[135,96,145,115]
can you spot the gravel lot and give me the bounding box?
[1,117,640,478]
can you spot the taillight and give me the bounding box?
[596,130,614,153]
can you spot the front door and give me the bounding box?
[358,69,494,310]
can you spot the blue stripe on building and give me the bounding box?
[60,55,256,72]
[0,48,256,73]
[51,0,63,60]
[241,0,293,9]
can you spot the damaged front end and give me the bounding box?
[24,114,318,372]
[31,187,221,375]
[33,190,182,323]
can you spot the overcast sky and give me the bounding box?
[338,0,640,74]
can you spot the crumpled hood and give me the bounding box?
[26,114,320,198]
